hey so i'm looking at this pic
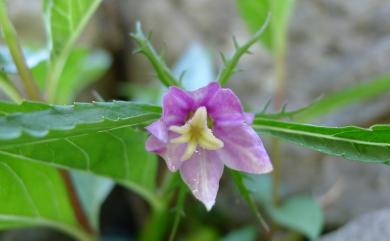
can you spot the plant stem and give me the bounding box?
[138,172,181,241]
[0,0,40,100]
[271,138,282,205]
[0,73,22,102]
[168,184,187,241]
[59,170,96,238]
[271,48,287,206]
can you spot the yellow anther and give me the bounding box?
[169,107,224,161]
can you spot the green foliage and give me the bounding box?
[253,118,390,164]
[0,157,93,241]
[56,49,110,104]
[292,76,390,121]
[32,48,111,104]
[219,226,256,241]
[0,101,161,208]
[183,227,219,241]
[131,22,181,87]
[44,0,103,101]
[236,0,295,54]
[217,14,270,85]
[0,101,160,145]
[268,196,323,240]
[255,75,390,121]
[246,175,323,240]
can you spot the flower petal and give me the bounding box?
[244,112,255,125]
[190,82,220,106]
[162,86,195,126]
[145,119,168,143]
[206,87,246,126]
[180,149,224,210]
[159,141,187,172]
[145,135,166,154]
[214,124,273,174]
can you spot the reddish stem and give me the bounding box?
[59,170,95,236]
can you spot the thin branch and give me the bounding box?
[0,72,22,102]
[217,13,271,86]
[168,184,187,241]
[59,170,96,237]
[130,22,181,87]
[0,0,40,100]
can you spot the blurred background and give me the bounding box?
[1,0,390,240]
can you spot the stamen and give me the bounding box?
[170,107,224,161]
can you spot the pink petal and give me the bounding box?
[145,119,168,143]
[244,112,255,125]
[190,82,220,106]
[180,149,224,210]
[214,124,273,174]
[162,86,195,126]
[206,87,246,126]
[145,135,166,154]
[159,137,187,172]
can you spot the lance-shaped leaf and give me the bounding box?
[255,75,390,121]
[0,157,93,241]
[236,0,295,54]
[0,101,162,209]
[0,101,160,146]
[253,118,390,164]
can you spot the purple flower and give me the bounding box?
[145,82,272,210]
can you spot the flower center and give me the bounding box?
[169,106,224,161]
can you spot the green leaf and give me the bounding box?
[245,175,323,240]
[0,101,160,145]
[0,157,93,241]
[32,48,111,103]
[44,0,103,101]
[255,75,390,121]
[219,226,256,241]
[236,0,271,49]
[0,101,52,115]
[267,196,323,240]
[236,0,295,54]
[183,227,219,241]
[292,75,390,121]
[56,48,111,104]
[253,118,390,164]
[0,101,162,209]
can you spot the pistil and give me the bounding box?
[170,107,224,160]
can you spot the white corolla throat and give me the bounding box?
[169,106,224,161]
